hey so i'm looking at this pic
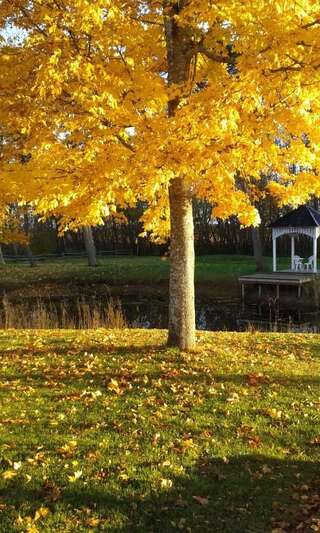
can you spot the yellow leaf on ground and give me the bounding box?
[2,470,17,480]
[108,378,121,394]
[68,470,83,482]
[34,507,50,521]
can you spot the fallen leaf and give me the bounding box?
[34,507,50,521]
[227,392,240,403]
[262,464,273,474]
[68,470,83,482]
[2,470,17,480]
[246,373,270,387]
[41,480,61,502]
[152,432,161,445]
[192,496,209,506]
[85,517,101,527]
[108,378,121,394]
[160,478,172,489]
[266,408,283,420]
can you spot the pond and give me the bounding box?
[1,295,320,333]
[123,297,320,332]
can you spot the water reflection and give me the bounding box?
[122,299,320,333]
[1,296,320,332]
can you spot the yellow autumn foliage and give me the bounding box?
[0,1,320,235]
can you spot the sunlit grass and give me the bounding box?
[0,329,319,531]
[0,254,289,289]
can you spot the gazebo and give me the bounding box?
[270,205,320,274]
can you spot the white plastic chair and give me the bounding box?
[304,256,314,271]
[293,255,303,271]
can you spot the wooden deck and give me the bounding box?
[238,272,319,299]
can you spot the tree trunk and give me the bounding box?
[252,227,264,272]
[22,213,36,267]
[168,178,195,350]
[83,226,97,267]
[0,245,5,266]
[26,245,36,267]
[165,2,195,350]
[12,243,18,257]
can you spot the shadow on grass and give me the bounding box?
[0,340,168,359]
[1,455,319,532]
[1,360,320,391]
[214,373,320,387]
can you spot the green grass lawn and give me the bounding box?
[0,255,290,288]
[0,330,319,532]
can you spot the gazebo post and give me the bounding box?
[313,229,317,273]
[291,235,295,271]
[272,234,277,272]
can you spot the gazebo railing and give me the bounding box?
[272,226,320,274]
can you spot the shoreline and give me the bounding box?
[0,279,240,304]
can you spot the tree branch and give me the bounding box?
[196,45,234,64]
[303,18,320,29]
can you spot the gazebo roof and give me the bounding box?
[270,205,320,228]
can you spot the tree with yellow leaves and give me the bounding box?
[0,206,29,266]
[1,1,320,349]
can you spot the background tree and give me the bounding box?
[0,245,5,266]
[0,207,29,265]
[82,225,97,267]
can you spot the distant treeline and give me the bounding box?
[3,198,320,259]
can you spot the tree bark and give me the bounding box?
[83,226,97,267]
[12,243,18,257]
[252,227,264,272]
[165,1,196,350]
[26,245,36,267]
[0,245,5,266]
[168,178,195,350]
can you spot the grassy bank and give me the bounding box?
[0,330,319,532]
[0,254,289,291]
